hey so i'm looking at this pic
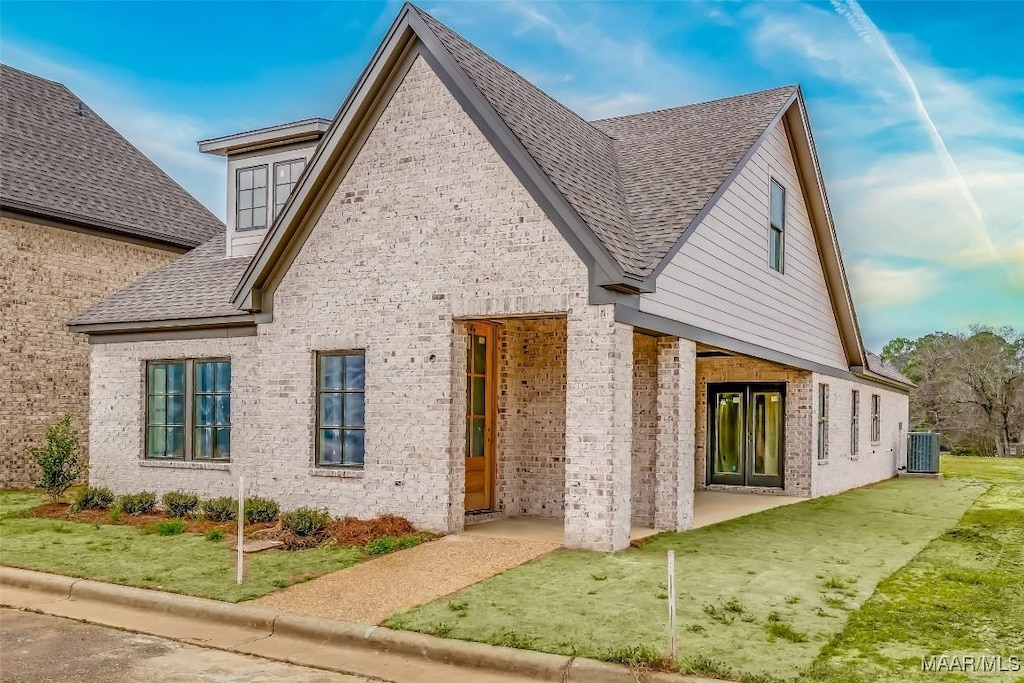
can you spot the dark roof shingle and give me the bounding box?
[864,350,915,387]
[0,64,223,248]
[68,234,250,326]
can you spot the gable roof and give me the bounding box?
[0,64,223,248]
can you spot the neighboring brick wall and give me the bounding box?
[88,56,591,534]
[631,333,658,527]
[497,318,567,518]
[0,217,177,488]
[811,374,909,496]
[695,356,813,496]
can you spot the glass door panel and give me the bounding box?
[710,390,745,485]
[465,324,496,511]
[750,390,783,486]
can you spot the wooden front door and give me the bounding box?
[465,323,497,511]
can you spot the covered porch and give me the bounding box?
[462,490,807,543]
[453,307,812,552]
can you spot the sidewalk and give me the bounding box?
[0,566,714,683]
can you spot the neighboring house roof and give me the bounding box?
[68,234,252,328]
[0,64,223,249]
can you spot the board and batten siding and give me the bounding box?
[639,120,848,371]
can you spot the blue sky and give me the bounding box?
[2,1,1021,349]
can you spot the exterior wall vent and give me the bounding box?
[906,432,940,474]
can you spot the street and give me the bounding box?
[0,609,371,683]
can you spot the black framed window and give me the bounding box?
[851,390,860,456]
[236,165,268,231]
[273,159,306,217]
[316,352,366,467]
[769,178,786,272]
[147,362,185,458]
[145,359,231,461]
[817,384,829,460]
[194,360,231,461]
[871,394,881,443]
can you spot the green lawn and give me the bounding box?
[387,460,1022,682]
[805,457,1024,683]
[0,492,361,602]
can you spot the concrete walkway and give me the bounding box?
[254,534,559,624]
[692,491,806,529]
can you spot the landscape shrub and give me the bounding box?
[28,414,82,502]
[204,529,224,542]
[108,505,122,523]
[74,487,115,511]
[118,492,156,515]
[280,507,332,537]
[161,491,199,519]
[157,520,185,536]
[244,497,280,524]
[201,497,236,523]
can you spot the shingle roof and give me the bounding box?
[68,234,250,326]
[0,64,223,248]
[864,350,915,387]
[414,7,796,277]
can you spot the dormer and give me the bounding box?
[199,118,330,257]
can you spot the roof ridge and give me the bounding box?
[590,84,800,126]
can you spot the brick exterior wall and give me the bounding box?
[631,333,658,527]
[654,337,697,531]
[695,355,814,496]
[497,318,567,518]
[810,374,909,496]
[564,306,634,551]
[89,56,595,536]
[0,217,178,488]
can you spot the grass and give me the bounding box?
[0,491,362,602]
[803,456,1024,683]
[387,468,1000,681]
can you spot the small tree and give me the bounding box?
[28,413,82,502]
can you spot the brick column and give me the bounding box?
[445,321,469,533]
[654,337,696,531]
[564,305,633,551]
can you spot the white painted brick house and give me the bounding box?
[69,3,912,551]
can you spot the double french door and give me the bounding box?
[708,383,785,488]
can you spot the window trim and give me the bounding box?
[273,158,306,219]
[817,384,829,460]
[144,358,231,462]
[871,394,881,444]
[235,164,269,232]
[769,177,786,273]
[314,351,367,469]
[851,389,860,457]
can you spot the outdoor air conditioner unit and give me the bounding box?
[906,432,940,474]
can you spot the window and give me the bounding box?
[236,165,268,231]
[146,359,231,461]
[147,362,185,458]
[194,360,231,460]
[316,352,366,467]
[273,159,306,218]
[769,178,786,272]
[817,384,829,460]
[851,390,860,456]
[871,394,881,443]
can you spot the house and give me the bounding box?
[68,4,913,551]
[0,65,223,488]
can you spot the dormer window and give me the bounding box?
[769,178,785,273]
[237,165,268,231]
[274,159,306,218]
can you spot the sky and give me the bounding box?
[2,0,1021,350]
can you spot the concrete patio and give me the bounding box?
[462,490,807,544]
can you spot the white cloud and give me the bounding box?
[848,261,941,308]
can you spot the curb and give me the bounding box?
[1,566,705,683]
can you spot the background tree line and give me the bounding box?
[881,325,1023,457]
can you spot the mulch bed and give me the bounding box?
[254,514,432,550]
[32,502,276,535]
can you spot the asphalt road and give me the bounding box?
[0,609,371,683]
